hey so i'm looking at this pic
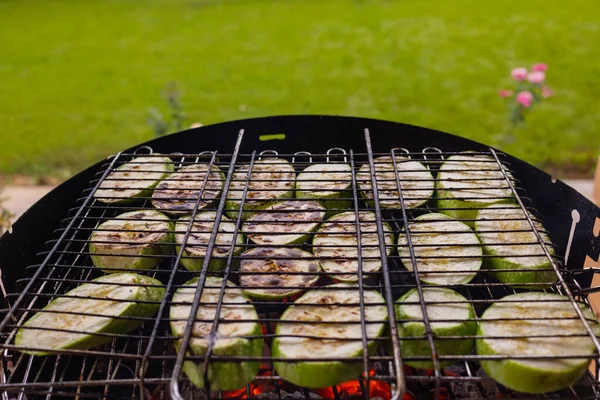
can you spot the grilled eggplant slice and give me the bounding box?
[436,154,515,227]
[356,156,434,210]
[397,213,482,285]
[395,287,476,369]
[272,285,387,388]
[312,211,393,282]
[94,155,174,204]
[175,211,245,272]
[89,210,173,273]
[475,204,557,288]
[295,163,352,216]
[477,292,600,394]
[226,158,295,220]
[15,273,164,356]
[170,277,262,391]
[151,164,224,215]
[240,247,321,300]
[242,200,325,245]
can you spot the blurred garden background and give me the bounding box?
[0,0,599,184]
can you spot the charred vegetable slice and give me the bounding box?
[477,292,600,394]
[356,156,434,210]
[240,247,321,300]
[94,155,174,204]
[295,163,352,216]
[395,287,476,369]
[15,273,164,356]
[242,200,325,245]
[436,154,515,227]
[226,158,295,219]
[151,164,224,215]
[170,277,262,391]
[89,210,173,273]
[397,213,482,285]
[272,285,387,388]
[312,211,393,282]
[175,211,245,272]
[475,204,557,287]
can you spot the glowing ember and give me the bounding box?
[222,387,247,399]
[312,370,391,399]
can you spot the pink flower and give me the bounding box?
[516,91,534,107]
[498,89,513,98]
[528,71,546,84]
[531,63,548,72]
[541,86,554,98]
[511,67,528,81]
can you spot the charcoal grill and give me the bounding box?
[1,115,600,400]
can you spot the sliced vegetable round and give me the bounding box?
[357,156,434,210]
[295,163,352,216]
[395,287,476,369]
[175,211,245,272]
[436,154,515,227]
[16,273,164,356]
[226,158,295,220]
[242,200,325,245]
[240,247,321,300]
[272,285,387,388]
[89,210,173,273]
[170,277,262,391]
[475,204,556,287]
[397,213,482,285]
[151,164,224,215]
[312,211,394,282]
[477,292,600,394]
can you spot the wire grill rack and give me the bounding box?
[1,128,600,400]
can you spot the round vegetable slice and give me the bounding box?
[356,156,434,210]
[94,155,174,204]
[295,163,352,216]
[436,154,515,227]
[272,285,387,388]
[89,210,173,273]
[175,211,245,272]
[240,247,321,300]
[397,213,482,285]
[312,211,394,282]
[475,204,557,287]
[15,273,164,356]
[395,287,476,369]
[170,277,262,391]
[476,292,600,394]
[226,158,295,220]
[242,200,325,245]
[151,164,224,215]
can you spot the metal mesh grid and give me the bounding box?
[0,128,599,400]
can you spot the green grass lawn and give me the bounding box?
[1,0,599,179]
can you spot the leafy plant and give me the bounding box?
[147,82,186,138]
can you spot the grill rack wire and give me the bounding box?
[0,128,599,400]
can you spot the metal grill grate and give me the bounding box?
[1,128,600,400]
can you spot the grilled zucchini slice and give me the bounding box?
[272,285,387,388]
[477,292,600,394]
[170,277,262,391]
[89,210,173,273]
[436,154,514,227]
[395,287,476,369]
[242,200,325,246]
[356,156,434,210]
[475,204,557,287]
[397,213,482,285]
[226,158,295,220]
[175,211,245,272]
[15,273,164,356]
[312,211,394,282]
[240,247,321,300]
[151,164,224,215]
[94,155,174,204]
[295,163,352,217]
